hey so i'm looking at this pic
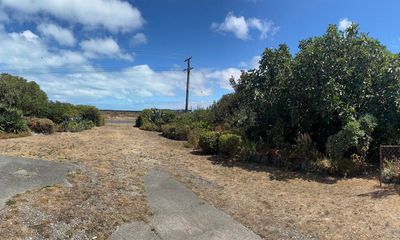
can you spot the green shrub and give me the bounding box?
[140,122,159,131]
[136,109,176,131]
[0,73,48,116]
[199,131,219,154]
[77,105,104,126]
[238,140,257,161]
[218,133,242,156]
[58,120,95,132]
[0,106,28,134]
[186,128,207,149]
[46,101,79,124]
[161,123,190,140]
[27,118,55,134]
[326,114,377,174]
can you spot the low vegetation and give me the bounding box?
[0,106,28,134]
[27,118,55,134]
[0,73,104,137]
[137,24,400,178]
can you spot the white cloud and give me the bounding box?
[211,12,278,40]
[211,13,249,40]
[0,28,86,71]
[0,25,243,109]
[26,65,240,104]
[339,18,353,31]
[131,33,147,46]
[15,30,39,43]
[247,18,278,39]
[80,37,132,60]
[0,0,144,32]
[38,23,76,46]
[205,68,242,90]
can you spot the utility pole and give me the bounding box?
[184,57,193,112]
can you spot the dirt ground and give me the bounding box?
[1,125,400,239]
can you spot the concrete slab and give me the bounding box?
[141,169,262,240]
[109,222,161,240]
[0,156,77,209]
[111,169,262,239]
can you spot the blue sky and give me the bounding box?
[0,0,399,110]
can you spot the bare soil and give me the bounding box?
[1,125,400,239]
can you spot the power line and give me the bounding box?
[0,66,185,74]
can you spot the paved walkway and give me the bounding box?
[110,169,262,240]
[0,156,76,209]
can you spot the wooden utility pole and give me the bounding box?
[184,57,193,112]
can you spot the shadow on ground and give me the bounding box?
[357,185,400,199]
[191,150,379,186]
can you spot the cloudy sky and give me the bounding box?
[0,0,399,110]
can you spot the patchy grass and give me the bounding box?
[5,199,16,206]
[0,126,399,239]
[0,131,31,139]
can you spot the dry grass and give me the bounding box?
[0,126,152,239]
[0,131,31,139]
[1,126,400,239]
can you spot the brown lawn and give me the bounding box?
[0,125,399,239]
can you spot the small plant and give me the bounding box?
[27,118,55,134]
[287,133,319,171]
[382,159,400,183]
[199,131,220,154]
[58,120,95,132]
[218,133,242,156]
[0,106,28,134]
[77,105,105,126]
[186,128,207,149]
[5,199,16,206]
[326,114,377,175]
[161,123,190,140]
[238,140,257,161]
[136,109,176,131]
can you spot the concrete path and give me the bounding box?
[0,156,76,209]
[110,169,262,240]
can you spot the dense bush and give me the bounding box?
[77,105,105,126]
[45,101,77,124]
[286,133,320,171]
[136,109,176,131]
[135,23,400,177]
[0,73,105,136]
[199,131,219,154]
[161,123,190,140]
[226,24,400,173]
[0,74,48,116]
[218,133,242,156]
[186,128,207,149]
[27,118,55,134]
[326,115,377,174]
[0,106,28,134]
[58,120,95,132]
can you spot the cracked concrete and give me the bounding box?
[0,156,77,209]
[110,169,262,240]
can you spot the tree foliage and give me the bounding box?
[0,73,48,116]
[229,24,400,166]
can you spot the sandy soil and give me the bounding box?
[1,125,400,239]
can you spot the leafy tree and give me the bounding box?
[227,23,400,166]
[0,73,48,116]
